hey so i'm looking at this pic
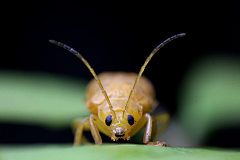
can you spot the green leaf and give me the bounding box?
[1,144,240,160]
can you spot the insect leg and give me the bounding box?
[89,114,111,138]
[73,115,111,146]
[72,118,91,144]
[129,113,152,143]
[74,115,104,145]
[130,113,168,146]
[152,112,170,140]
[143,113,153,143]
[145,113,170,146]
[88,114,102,144]
[73,117,90,146]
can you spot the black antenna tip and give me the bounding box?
[49,40,55,43]
[178,33,186,36]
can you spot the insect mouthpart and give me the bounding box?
[113,127,126,138]
[115,130,125,137]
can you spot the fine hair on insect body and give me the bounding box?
[49,33,186,146]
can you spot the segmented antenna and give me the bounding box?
[49,40,116,117]
[125,33,186,111]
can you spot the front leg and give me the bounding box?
[73,114,103,146]
[144,113,168,146]
[130,113,168,146]
[143,113,153,143]
[89,114,102,144]
[73,117,90,146]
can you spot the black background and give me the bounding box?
[1,1,240,147]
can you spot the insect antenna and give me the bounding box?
[124,33,186,113]
[49,40,116,117]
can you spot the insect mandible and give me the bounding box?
[49,33,186,146]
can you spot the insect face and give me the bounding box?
[98,98,142,141]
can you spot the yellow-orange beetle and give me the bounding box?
[49,33,186,146]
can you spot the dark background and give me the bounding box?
[1,1,240,147]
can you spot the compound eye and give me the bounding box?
[105,115,112,126]
[128,115,134,125]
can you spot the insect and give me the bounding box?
[49,33,186,146]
